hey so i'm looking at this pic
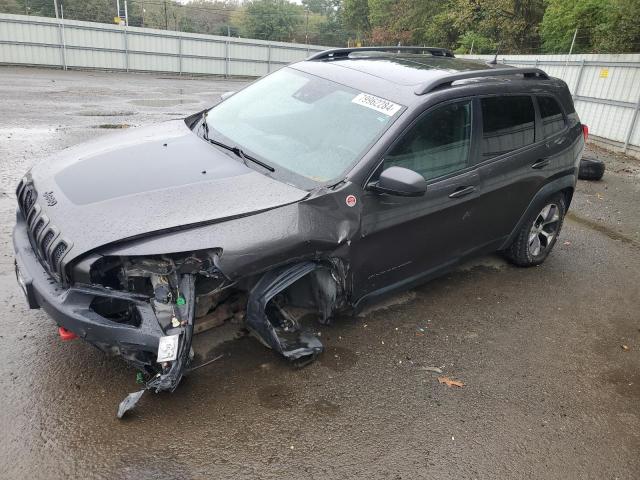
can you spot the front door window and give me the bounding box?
[385,100,472,181]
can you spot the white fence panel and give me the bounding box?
[0,13,325,76]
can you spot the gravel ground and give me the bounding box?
[0,67,639,480]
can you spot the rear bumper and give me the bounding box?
[13,212,163,363]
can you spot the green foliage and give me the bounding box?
[596,0,640,52]
[540,0,609,52]
[541,0,640,53]
[368,0,394,28]
[455,31,496,54]
[2,0,638,52]
[234,0,303,42]
[342,0,370,36]
[302,0,336,15]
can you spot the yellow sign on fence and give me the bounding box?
[599,68,609,78]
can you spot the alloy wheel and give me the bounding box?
[528,203,561,257]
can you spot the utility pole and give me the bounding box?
[54,0,59,19]
[141,0,144,27]
[124,0,129,27]
[470,39,474,55]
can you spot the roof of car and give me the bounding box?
[292,48,556,107]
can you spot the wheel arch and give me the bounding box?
[501,175,575,251]
[561,186,574,210]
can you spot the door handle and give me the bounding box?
[532,158,550,169]
[449,185,476,199]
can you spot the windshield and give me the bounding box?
[205,67,403,183]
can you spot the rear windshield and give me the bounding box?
[205,67,403,183]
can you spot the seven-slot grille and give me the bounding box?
[16,179,69,279]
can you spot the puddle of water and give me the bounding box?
[129,99,199,107]
[94,124,131,129]
[75,110,136,117]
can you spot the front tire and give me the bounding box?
[505,194,566,267]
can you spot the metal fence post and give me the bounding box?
[123,27,129,72]
[573,59,585,98]
[267,45,272,73]
[224,40,230,78]
[623,96,640,153]
[56,18,67,70]
[178,36,182,75]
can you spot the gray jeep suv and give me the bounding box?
[13,47,586,413]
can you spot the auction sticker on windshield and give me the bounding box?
[352,93,402,116]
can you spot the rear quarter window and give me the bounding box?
[481,96,535,159]
[537,95,567,138]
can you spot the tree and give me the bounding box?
[302,0,334,15]
[178,0,238,35]
[342,0,369,39]
[233,0,303,42]
[447,0,545,53]
[595,0,640,52]
[0,0,24,15]
[455,31,496,53]
[368,0,394,28]
[540,0,609,52]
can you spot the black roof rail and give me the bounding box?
[415,67,549,95]
[307,46,455,61]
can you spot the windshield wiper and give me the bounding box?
[200,113,275,172]
[207,137,275,172]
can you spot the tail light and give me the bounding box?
[582,124,589,141]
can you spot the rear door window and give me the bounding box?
[481,96,535,159]
[537,95,566,137]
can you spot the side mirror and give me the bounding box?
[368,166,427,197]
[220,91,236,101]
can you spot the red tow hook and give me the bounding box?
[58,326,78,341]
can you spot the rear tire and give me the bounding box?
[578,155,605,181]
[505,194,566,267]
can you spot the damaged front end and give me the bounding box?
[81,250,343,417]
[85,251,223,416]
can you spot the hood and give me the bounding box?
[25,120,308,262]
